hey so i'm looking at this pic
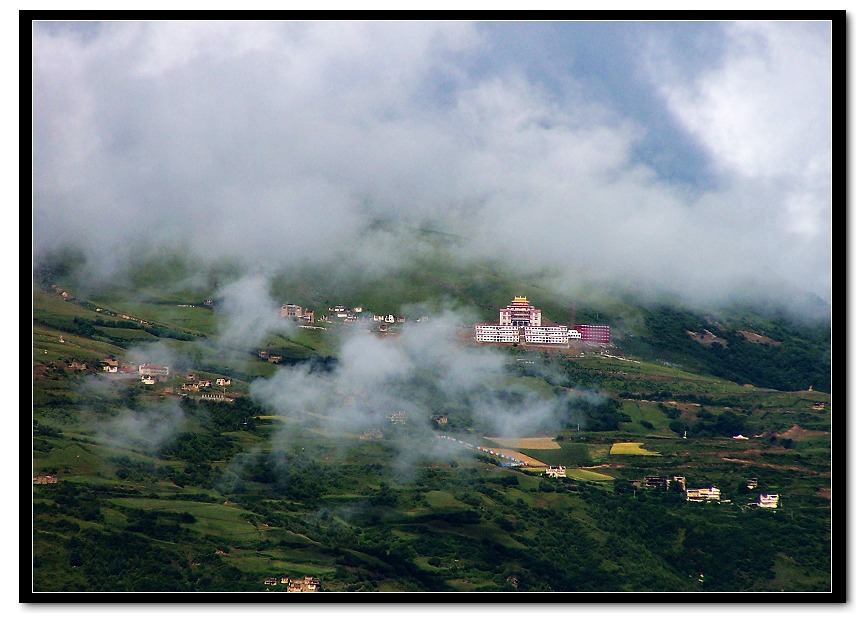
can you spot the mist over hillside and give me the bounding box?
[34,230,831,395]
[33,216,831,325]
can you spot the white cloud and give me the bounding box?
[654,21,832,243]
[32,20,832,309]
[215,274,293,350]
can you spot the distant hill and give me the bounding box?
[33,240,831,393]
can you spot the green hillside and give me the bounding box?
[30,251,833,593]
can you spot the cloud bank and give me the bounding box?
[32,20,833,311]
[250,311,578,446]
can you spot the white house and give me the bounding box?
[759,493,779,509]
[686,486,721,502]
[139,364,170,377]
[281,303,303,318]
[545,466,567,478]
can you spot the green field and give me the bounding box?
[516,443,593,467]
[33,323,125,367]
[618,401,678,435]
[91,301,217,335]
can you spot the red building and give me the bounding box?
[574,324,610,344]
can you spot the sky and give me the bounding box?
[31,20,833,311]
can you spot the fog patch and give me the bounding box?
[125,341,191,373]
[214,274,296,351]
[101,400,188,454]
[76,372,126,397]
[249,308,597,478]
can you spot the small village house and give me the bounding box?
[686,486,721,502]
[642,475,686,490]
[545,466,567,478]
[759,493,780,509]
[138,364,170,377]
[287,576,320,592]
[281,303,303,318]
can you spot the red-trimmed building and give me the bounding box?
[574,324,610,344]
[499,296,542,327]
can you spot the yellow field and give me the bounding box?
[609,442,661,456]
[485,437,561,450]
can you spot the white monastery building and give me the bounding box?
[475,296,574,346]
[475,324,520,343]
[524,326,569,344]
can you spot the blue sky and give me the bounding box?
[478,21,729,187]
[31,20,833,310]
